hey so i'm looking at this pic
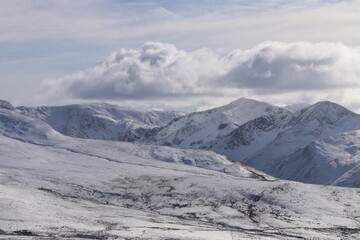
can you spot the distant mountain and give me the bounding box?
[11,98,360,188]
[276,130,360,187]
[285,102,310,111]
[146,99,360,187]
[242,101,360,175]
[1,101,253,178]
[18,103,184,142]
[0,101,62,144]
[150,98,290,148]
[206,101,360,184]
[0,99,15,110]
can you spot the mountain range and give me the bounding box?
[18,103,184,142]
[18,98,360,187]
[2,99,360,239]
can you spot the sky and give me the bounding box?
[2,0,360,112]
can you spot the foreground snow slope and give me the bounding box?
[2,103,360,239]
[18,103,184,142]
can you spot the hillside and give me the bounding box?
[150,98,290,148]
[18,103,184,142]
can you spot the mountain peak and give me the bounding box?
[304,101,355,116]
[227,97,268,107]
[285,103,310,111]
[221,98,276,112]
[221,98,291,118]
[0,100,15,110]
[289,100,357,126]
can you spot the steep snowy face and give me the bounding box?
[151,98,290,148]
[0,105,63,144]
[0,100,15,110]
[334,164,360,187]
[210,113,288,161]
[205,101,360,186]
[287,101,357,128]
[18,103,184,142]
[276,130,360,186]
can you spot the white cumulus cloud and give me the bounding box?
[37,41,360,109]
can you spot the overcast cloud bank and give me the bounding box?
[38,41,360,110]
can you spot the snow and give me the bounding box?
[149,99,360,187]
[12,98,360,188]
[277,130,360,187]
[151,98,290,148]
[17,103,185,142]
[240,102,360,183]
[0,100,15,110]
[2,133,360,239]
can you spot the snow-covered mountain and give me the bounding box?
[0,102,63,144]
[0,99,15,110]
[2,100,360,239]
[0,104,258,178]
[275,130,360,187]
[10,98,360,188]
[18,103,184,142]
[150,98,290,148]
[145,99,360,187]
[208,101,360,184]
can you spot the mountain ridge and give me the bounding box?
[17,102,185,142]
[0,99,15,110]
[149,97,291,148]
[6,98,360,187]
[147,98,360,187]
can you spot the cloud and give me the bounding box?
[2,0,360,47]
[38,41,360,108]
[39,42,225,101]
[150,7,177,18]
[4,0,360,110]
[222,41,360,92]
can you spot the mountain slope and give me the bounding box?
[0,103,63,144]
[12,98,360,188]
[18,103,184,142]
[150,98,290,148]
[0,99,15,110]
[2,101,360,239]
[189,101,360,186]
[0,104,257,179]
[275,130,360,187]
[242,102,360,177]
[141,98,360,187]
